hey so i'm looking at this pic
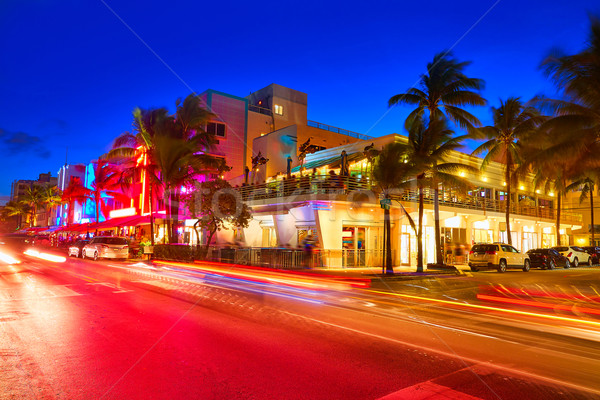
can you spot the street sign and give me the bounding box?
[380,198,391,209]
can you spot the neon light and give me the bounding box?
[109,207,137,218]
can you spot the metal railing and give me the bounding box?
[233,175,583,224]
[248,104,272,116]
[203,247,383,269]
[236,175,374,201]
[393,188,583,225]
[308,120,373,140]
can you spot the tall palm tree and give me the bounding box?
[41,185,62,226]
[372,143,418,274]
[109,94,218,244]
[472,98,543,245]
[2,200,30,230]
[61,177,92,226]
[566,176,597,245]
[21,186,44,227]
[533,16,600,171]
[401,116,475,271]
[388,51,486,133]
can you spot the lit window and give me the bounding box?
[207,122,226,138]
[274,104,284,115]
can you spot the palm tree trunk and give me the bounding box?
[417,186,424,273]
[556,195,562,246]
[149,180,155,246]
[590,185,595,245]
[505,166,512,245]
[384,205,393,275]
[434,186,442,265]
[95,196,100,235]
[169,190,180,243]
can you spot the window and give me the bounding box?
[207,122,226,138]
[274,104,284,115]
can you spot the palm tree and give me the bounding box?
[372,143,418,274]
[109,94,218,244]
[2,200,30,230]
[21,186,44,227]
[40,185,62,226]
[566,176,597,245]
[533,16,600,172]
[61,177,92,226]
[401,116,475,271]
[472,98,543,245]
[388,51,486,133]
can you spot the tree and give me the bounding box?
[182,177,252,258]
[566,176,597,244]
[388,51,486,134]
[2,201,30,230]
[533,15,600,173]
[40,185,62,226]
[472,98,543,245]
[20,186,44,227]
[372,142,418,274]
[109,94,219,244]
[400,116,475,271]
[61,177,92,226]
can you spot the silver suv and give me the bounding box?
[468,243,530,273]
[82,237,129,261]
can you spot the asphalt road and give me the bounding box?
[1,249,599,399]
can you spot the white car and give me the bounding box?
[468,243,530,273]
[82,236,129,261]
[552,246,590,267]
[68,240,89,258]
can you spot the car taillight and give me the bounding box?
[485,251,496,255]
[122,245,128,249]
[542,255,547,259]
[469,250,474,254]
[101,244,109,249]
[567,252,572,257]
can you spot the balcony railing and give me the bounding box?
[307,120,373,141]
[248,104,273,116]
[234,175,583,224]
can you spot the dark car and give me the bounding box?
[581,246,600,265]
[68,239,89,258]
[526,248,570,269]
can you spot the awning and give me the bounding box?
[94,215,141,231]
[291,152,365,173]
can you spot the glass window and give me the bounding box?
[274,104,284,115]
[207,122,226,137]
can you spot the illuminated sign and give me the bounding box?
[109,207,137,218]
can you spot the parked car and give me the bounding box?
[82,237,129,261]
[551,246,590,267]
[68,239,89,258]
[468,243,530,272]
[581,246,600,265]
[526,248,570,269]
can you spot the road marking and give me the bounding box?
[85,282,132,293]
[0,285,82,302]
[377,380,484,400]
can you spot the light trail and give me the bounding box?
[363,288,600,328]
[23,249,66,263]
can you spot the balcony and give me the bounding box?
[307,120,373,141]
[234,175,583,225]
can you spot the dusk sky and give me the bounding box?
[1,0,598,203]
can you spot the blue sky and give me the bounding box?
[0,0,598,202]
